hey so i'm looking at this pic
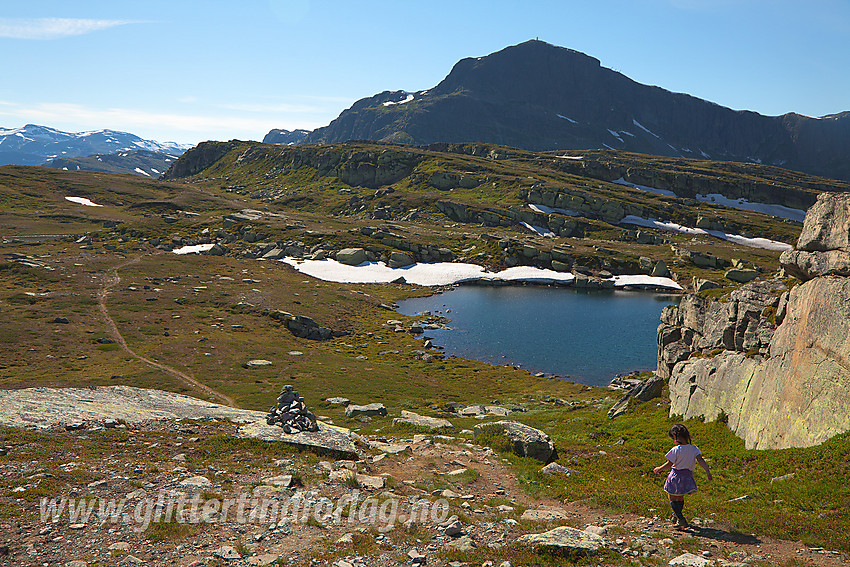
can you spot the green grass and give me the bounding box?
[1,151,849,554]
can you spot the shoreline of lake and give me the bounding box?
[397,284,680,387]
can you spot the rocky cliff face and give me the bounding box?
[658,193,850,449]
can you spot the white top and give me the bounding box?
[665,444,701,470]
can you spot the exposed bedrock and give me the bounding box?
[659,192,850,449]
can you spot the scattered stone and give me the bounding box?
[345,403,387,418]
[407,548,427,564]
[540,462,576,476]
[65,561,87,567]
[326,397,351,406]
[246,554,280,566]
[521,506,569,521]
[336,248,368,265]
[244,359,273,368]
[608,375,664,419]
[179,475,212,488]
[108,542,130,552]
[770,472,796,483]
[336,533,354,544]
[264,474,298,487]
[444,519,464,536]
[446,467,468,476]
[445,535,475,552]
[214,545,241,560]
[669,552,713,566]
[694,278,721,292]
[725,268,759,283]
[584,525,607,536]
[355,474,386,490]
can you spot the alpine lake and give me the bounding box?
[397,284,681,387]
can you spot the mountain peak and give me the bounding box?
[0,124,191,168]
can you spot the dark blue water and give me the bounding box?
[397,285,679,387]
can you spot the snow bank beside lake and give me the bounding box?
[280,258,682,290]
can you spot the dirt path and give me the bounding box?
[96,255,237,407]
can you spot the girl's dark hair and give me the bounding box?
[669,424,692,444]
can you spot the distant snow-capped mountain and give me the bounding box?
[0,124,192,167]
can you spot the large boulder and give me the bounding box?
[336,248,368,266]
[387,251,414,268]
[781,193,850,280]
[473,420,555,462]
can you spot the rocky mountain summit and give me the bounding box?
[299,40,850,181]
[658,192,850,449]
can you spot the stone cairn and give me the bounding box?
[266,385,319,433]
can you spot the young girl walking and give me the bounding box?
[653,423,712,528]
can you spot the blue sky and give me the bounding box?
[1,0,848,144]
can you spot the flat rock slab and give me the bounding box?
[0,385,357,460]
[238,421,358,461]
[518,525,605,555]
[0,385,266,428]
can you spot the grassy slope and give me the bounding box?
[1,152,849,552]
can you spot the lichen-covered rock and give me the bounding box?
[518,526,604,556]
[662,192,850,449]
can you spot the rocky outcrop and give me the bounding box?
[657,279,787,379]
[268,310,348,341]
[780,193,850,280]
[659,193,850,449]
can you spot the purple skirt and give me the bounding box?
[664,468,697,496]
